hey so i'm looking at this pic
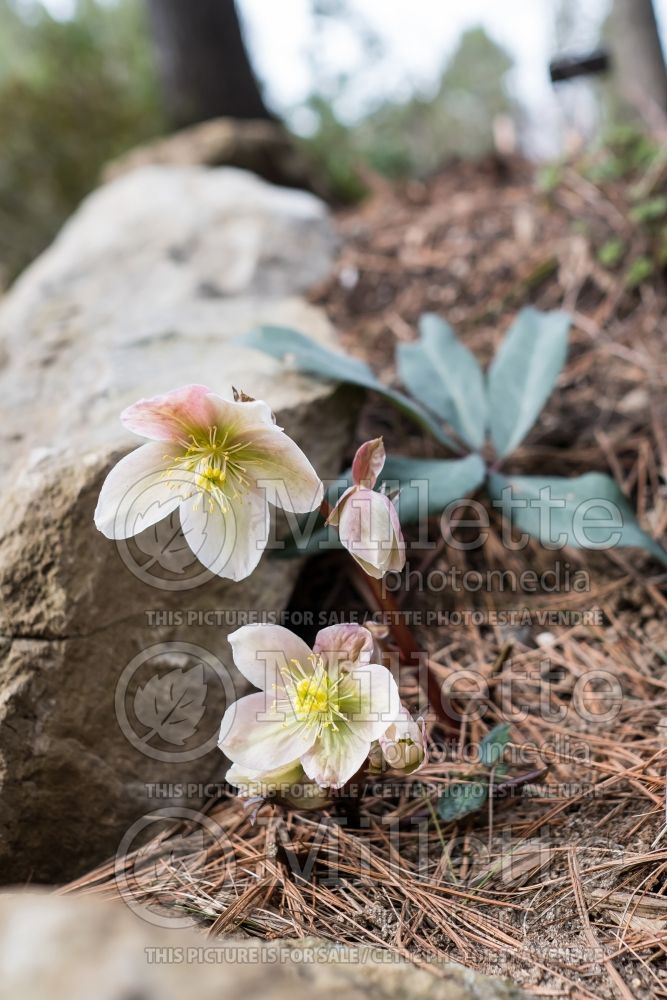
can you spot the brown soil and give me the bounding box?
[69,154,667,1000]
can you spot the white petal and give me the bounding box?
[228,624,313,691]
[207,393,277,432]
[219,692,316,770]
[301,724,371,788]
[239,426,324,513]
[342,661,402,741]
[179,489,269,582]
[94,442,186,539]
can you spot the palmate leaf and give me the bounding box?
[238,325,459,449]
[437,780,488,821]
[381,454,486,524]
[487,308,571,457]
[397,314,487,449]
[488,471,667,568]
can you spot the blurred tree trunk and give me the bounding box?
[609,0,667,113]
[146,0,273,127]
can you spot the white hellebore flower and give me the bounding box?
[94,384,323,582]
[377,706,426,774]
[327,437,405,579]
[219,623,401,789]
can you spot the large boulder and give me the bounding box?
[0,166,355,882]
[0,890,529,1000]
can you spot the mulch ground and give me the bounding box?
[67,151,667,999]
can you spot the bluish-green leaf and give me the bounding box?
[479,723,511,768]
[239,325,458,449]
[397,314,488,449]
[437,781,488,821]
[487,308,570,457]
[381,454,486,524]
[488,472,667,568]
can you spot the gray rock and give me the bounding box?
[0,166,356,882]
[0,890,529,1000]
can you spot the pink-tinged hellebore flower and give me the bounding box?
[377,706,426,774]
[327,437,405,579]
[218,623,401,790]
[94,384,323,582]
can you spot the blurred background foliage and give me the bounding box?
[0,0,516,283]
[0,0,163,284]
[300,25,516,199]
[1,0,665,287]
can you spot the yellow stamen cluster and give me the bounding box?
[282,654,347,735]
[167,425,252,513]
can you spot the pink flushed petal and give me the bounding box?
[338,488,389,554]
[121,385,217,443]
[351,437,385,489]
[228,624,313,692]
[337,488,405,578]
[313,623,374,670]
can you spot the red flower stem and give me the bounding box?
[319,498,454,729]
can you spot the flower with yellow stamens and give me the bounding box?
[94,384,323,582]
[219,623,401,790]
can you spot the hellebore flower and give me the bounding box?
[375,706,426,774]
[327,437,405,579]
[94,384,323,582]
[218,623,401,789]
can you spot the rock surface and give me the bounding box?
[0,166,355,882]
[0,890,529,1000]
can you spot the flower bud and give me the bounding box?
[377,707,426,774]
[327,438,405,579]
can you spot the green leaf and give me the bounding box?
[238,325,458,449]
[626,256,654,289]
[487,308,570,457]
[396,314,487,449]
[479,723,511,768]
[488,472,667,568]
[597,238,625,269]
[437,781,488,821]
[629,195,667,223]
[381,454,486,524]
